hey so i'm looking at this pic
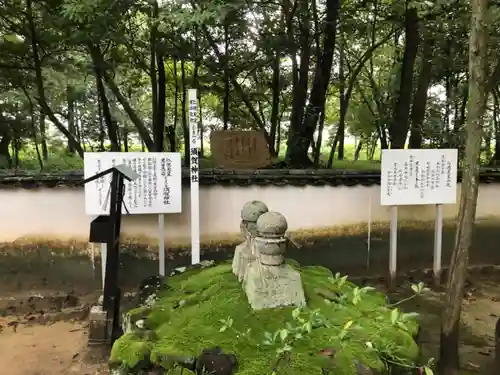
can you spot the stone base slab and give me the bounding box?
[244,263,306,310]
[88,305,111,347]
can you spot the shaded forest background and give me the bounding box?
[0,0,499,171]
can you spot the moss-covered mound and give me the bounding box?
[110,261,420,375]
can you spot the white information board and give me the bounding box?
[380,149,458,206]
[84,152,182,215]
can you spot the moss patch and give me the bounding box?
[110,262,420,375]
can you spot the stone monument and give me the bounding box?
[244,211,306,310]
[232,200,268,282]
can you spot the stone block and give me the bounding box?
[244,263,306,310]
[232,243,256,282]
[88,305,111,347]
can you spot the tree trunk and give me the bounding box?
[26,0,83,157]
[284,1,311,167]
[389,6,420,149]
[269,39,281,157]
[67,86,76,154]
[197,16,270,143]
[409,34,433,149]
[123,129,129,152]
[198,94,204,157]
[354,140,363,160]
[0,130,12,168]
[156,50,166,152]
[492,90,500,163]
[181,59,189,165]
[97,96,105,151]
[439,0,487,372]
[223,19,230,130]
[92,47,154,150]
[314,110,326,166]
[172,58,179,152]
[285,0,340,167]
[337,29,346,160]
[89,45,120,151]
[150,0,159,149]
[31,112,43,170]
[39,111,48,160]
[21,87,44,169]
[193,28,204,158]
[327,31,394,166]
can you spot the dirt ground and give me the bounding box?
[0,319,108,375]
[368,268,500,375]
[0,291,108,375]
[0,271,499,375]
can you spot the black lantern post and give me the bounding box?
[82,164,139,345]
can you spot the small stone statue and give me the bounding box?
[232,200,269,282]
[244,211,306,310]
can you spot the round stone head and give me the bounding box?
[256,211,288,238]
[241,200,269,238]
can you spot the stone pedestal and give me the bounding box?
[232,201,268,281]
[245,263,305,310]
[233,242,255,282]
[244,211,306,310]
[88,304,111,347]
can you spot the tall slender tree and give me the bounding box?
[439,0,488,372]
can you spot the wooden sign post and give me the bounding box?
[188,89,201,265]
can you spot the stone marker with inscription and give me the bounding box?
[243,211,306,310]
[210,130,271,169]
[232,200,269,282]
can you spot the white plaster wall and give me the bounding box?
[2,184,500,244]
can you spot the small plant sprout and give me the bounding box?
[218,316,252,341]
[219,317,233,332]
[422,357,436,375]
[389,308,419,332]
[329,272,348,288]
[389,281,431,307]
[351,286,375,305]
[338,320,353,341]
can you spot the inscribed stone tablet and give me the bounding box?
[210,130,271,169]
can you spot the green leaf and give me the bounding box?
[424,366,434,375]
[401,312,420,320]
[292,308,301,320]
[343,320,354,330]
[391,308,399,325]
[2,34,22,43]
[304,321,313,333]
[279,329,289,342]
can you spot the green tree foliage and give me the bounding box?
[0,0,499,170]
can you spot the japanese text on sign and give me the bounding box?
[380,149,458,206]
[188,89,199,183]
[83,152,182,215]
